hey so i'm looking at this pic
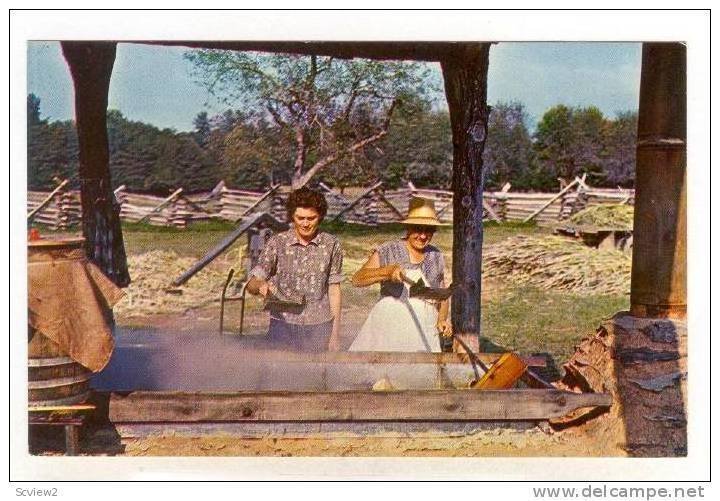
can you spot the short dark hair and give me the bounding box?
[286,186,328,222]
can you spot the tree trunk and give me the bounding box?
[61,42,130,287]
[440,44,491,343]
[293,126,308,182]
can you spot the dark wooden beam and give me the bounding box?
[141,41,475,61]
[108,389,612,422]
[630,43,686,318]
[61,41,130,287]
[441,44,492,340]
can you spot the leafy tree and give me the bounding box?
[482,102,535,190]
[533,105,637,189]
[378,107,453,189]
[534,105,608,187]
[28,93,43,126]
[192,111,211,147]
[185,50,437,188]
[601,110,637,187]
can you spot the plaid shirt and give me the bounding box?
[249,229,343,325]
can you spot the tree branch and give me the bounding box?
[292,98,400,189]
[265,104,288,129]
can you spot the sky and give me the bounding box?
[27,41,642,132]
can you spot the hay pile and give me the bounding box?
[114,250,228,317]
[483,235,631,295]
[569,204,634,229]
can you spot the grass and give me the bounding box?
[480,284,628,366]
[121,220,240,257]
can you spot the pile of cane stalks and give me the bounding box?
[569,204,634,229]
[114,250,228,317]
[483,235,631,295]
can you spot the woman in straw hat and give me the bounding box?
[348,197,451,352]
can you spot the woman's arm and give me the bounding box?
[327,283,341,351]
[351,251,404,287]
[246,236,277,296]
[435,252,452,337]
[436,298,452,337]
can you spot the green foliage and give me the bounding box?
[27,116,78,190]
[184,50,438,186]
[27,90,638,193]
[533,104,637,187]
[372,109,453,189]
[483,102,536,190]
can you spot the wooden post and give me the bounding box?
[440,43,492,344]
[631,43,687,318]
[61,42,129,286]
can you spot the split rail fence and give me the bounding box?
[28,179,634,230]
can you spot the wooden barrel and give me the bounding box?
[28,238,93,407]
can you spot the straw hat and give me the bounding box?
[401,197,447,226]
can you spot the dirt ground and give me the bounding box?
[30,416,627,457]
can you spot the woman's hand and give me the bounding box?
[389,264,405,283]
[247,277,271,297]
[436,318,452,338]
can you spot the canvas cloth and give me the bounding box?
[28,243,125,372]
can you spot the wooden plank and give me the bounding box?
[114,420,536,439]
[27,179,70,222]
[28,404,96,413]
[376,192,405,220]
[108,389,612,422]
[237,184,279,220]
[523,174,585,223]
[482,198,502,223]
[332,181,384,222]
[171,212,287,286]
[194,349,546,367]
[136,187,183,223]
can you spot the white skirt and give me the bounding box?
[348,295,441,352]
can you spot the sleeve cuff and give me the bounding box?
[328,273,344,284]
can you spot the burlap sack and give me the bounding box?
[28,243,125,372]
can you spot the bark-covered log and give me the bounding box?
[61,42,129,287]
[440,43,491,340]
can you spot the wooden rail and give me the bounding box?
[107,389,612,422]
[27,181,635,228]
